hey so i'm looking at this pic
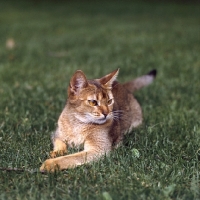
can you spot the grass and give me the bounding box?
[0,0,200,199]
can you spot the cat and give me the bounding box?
[40,68,156,172]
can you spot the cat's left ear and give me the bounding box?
[99,68,119,89]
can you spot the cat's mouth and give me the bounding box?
[74,113,112,124]
[87,113,110,124]
[96,117,107,124]
[91,114,113,124]
[92,119,107,125]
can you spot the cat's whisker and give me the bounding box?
[111,110,124,118]
[113,110,124,112]
[112,110,124,114]
[111,112,121,122]
[113,116,120,122]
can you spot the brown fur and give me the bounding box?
[40,69,156,172]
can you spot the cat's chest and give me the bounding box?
[59,121,88,147]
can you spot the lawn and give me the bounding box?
[0,0,200,199]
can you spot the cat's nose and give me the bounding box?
[103,113,107,118]
[100,106,109,118]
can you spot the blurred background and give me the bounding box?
[1,0,199,107]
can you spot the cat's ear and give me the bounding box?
[99,69,119,89]
[69,70,88,95]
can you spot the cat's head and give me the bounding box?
[67,69,119,124]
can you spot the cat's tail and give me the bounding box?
[123,69,157,93]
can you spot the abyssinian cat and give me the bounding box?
[40,68,156,172]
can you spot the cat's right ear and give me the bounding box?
[69,70,88,95]
[99,68,119,89]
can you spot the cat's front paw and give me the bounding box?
[40,159,60,173]
[50,150,67,158]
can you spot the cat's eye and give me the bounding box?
[107,99,113,105]
[88,100,98,106]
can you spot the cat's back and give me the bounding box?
[112,81,143,135]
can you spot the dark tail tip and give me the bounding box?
[148,69,157,78]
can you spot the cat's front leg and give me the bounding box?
[40,150,103,172]
[50,137,67,158]
[40,137,112,172]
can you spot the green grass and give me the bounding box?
[0,0,200,199]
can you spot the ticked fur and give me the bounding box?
[40,69,156,172]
